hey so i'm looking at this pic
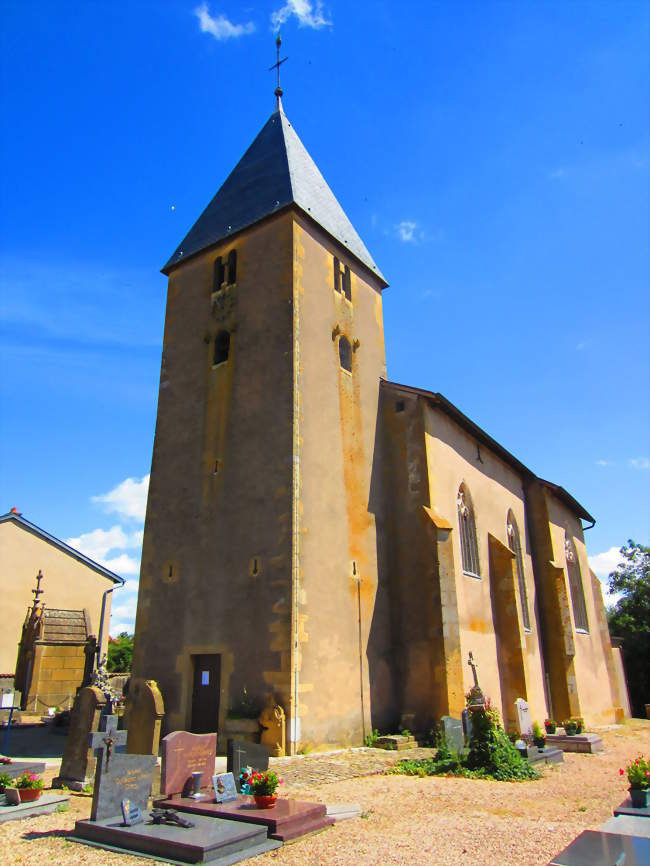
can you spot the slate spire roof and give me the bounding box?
[162,106,386,284]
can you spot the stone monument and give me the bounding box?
[125,678,165,756]
[258,699,286,757]
[53,685,106,790]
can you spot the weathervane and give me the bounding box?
[269,33,288,109]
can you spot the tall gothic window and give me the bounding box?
[338,335,352,372]
[227,249,237,284]
[507,511,531,630]
[214,330,230,366]
[565,536,589,632]
[214,256,225,292]
[457,485,480,577]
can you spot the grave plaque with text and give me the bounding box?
[514,698,533,737]
[441,716,464,754]
[160,731,217,797]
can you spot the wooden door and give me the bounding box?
[191,654,221,733]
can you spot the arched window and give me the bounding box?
[507,511,531,630]
[338,335,352,372]
[227,249,237,284]
[214,330,230,366]
[214,256,225,292]
[565,536,589,632]
[457,485,480,577]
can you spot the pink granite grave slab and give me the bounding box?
[160,731,217,797]
[153,794,334,842]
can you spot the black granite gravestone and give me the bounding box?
[226,740,269,792]
[440,716,464,754]
[548,830,650,866]
[90,752,157,821]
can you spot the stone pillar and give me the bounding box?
[125,678,165,756]
[53,685,106,790]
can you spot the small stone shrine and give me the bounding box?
[161,730,217,799]
[226,740,269,792]
[440,715,465,754]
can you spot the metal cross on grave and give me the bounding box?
[468,652,479,688]
[89,714,128,771]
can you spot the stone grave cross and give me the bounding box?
[466,652,486,711]
[89,714,128,771]
[468,652,479,687]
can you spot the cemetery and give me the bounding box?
[1,673,649,864]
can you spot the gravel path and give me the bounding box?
[1,720,648,866]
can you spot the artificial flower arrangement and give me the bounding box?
[239,766,253,794]
[15,773,44,790]
[248,769,282,797]
[544,719,557,734]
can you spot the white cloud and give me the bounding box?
[549,167,566,179]
[629,456,650,470]
[589,546,625,581]
[122,579,140,594]
[595,459,610,466]
[194,3,255,40]
[397,220,417,243]
[92,474,150,521]
[67,525,128,560]
[109,621,135,637]
[271,0,331,29]
[102,553,141,576]
[111,602,138,621]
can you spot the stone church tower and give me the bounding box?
[132,96,388,751]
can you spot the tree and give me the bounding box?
[106,632,134,673]
[607,540,650,718]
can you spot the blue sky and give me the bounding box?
[1,1,648,634]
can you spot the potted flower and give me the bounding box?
[15,773,44,802]
[620,756,650,808]
[573,717,584,734]
[544,719,557,735]
[532,722,546,751]
[563,719,578,736]
[248,770,282,809]
[0,771,12,794]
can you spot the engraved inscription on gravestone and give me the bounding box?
[160,731,217,797]
[515,698,533,737]
[91,752,157,821]
[227,739,269,792]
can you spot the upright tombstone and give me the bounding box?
[160,731,217,799]
[53,685,106,790]
[125,679,165,756]
[226,739,269,792]
[514,698,533,738]
[90,716,156,821]
[440,716,465,755]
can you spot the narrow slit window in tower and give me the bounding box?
[342,265,351,301]
[214,257,225,292]
[227,249,237,284]
[333,256,341,293]
[214,331,230,366]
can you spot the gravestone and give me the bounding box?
[53,685,106,790]
[461,708,472,744]
[548,829,650,866]
[90,715,156,821]
[160,731,217,798]
[514,698,533,737]
[125,678,165,756]
[226,739,269,792]
[440,716,464,754]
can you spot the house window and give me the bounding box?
[565,536,589,632]
[339,335,352,372]
[227,249,237,284]
[214,331,230,366]
[214,257,225,292]
[507,511,531,630]
[457,485,480,577]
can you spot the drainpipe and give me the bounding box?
[582,518,596,531]
[97,585,117,669]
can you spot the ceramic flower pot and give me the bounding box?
[254,795,278,809]
[629,787,649,809]
[18,788,42,802]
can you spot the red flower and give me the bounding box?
[619,769,624,775]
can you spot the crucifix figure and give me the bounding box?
[89,714,128,772]
[468,652,479,688]
[269,33,288,109]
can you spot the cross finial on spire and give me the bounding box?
[269,32,288,110]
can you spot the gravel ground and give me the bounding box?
[1,720,648,866]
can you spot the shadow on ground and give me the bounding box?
[2,724,67,759]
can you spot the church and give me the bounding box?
[131,81,627,753]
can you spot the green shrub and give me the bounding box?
[364,728,380,747]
